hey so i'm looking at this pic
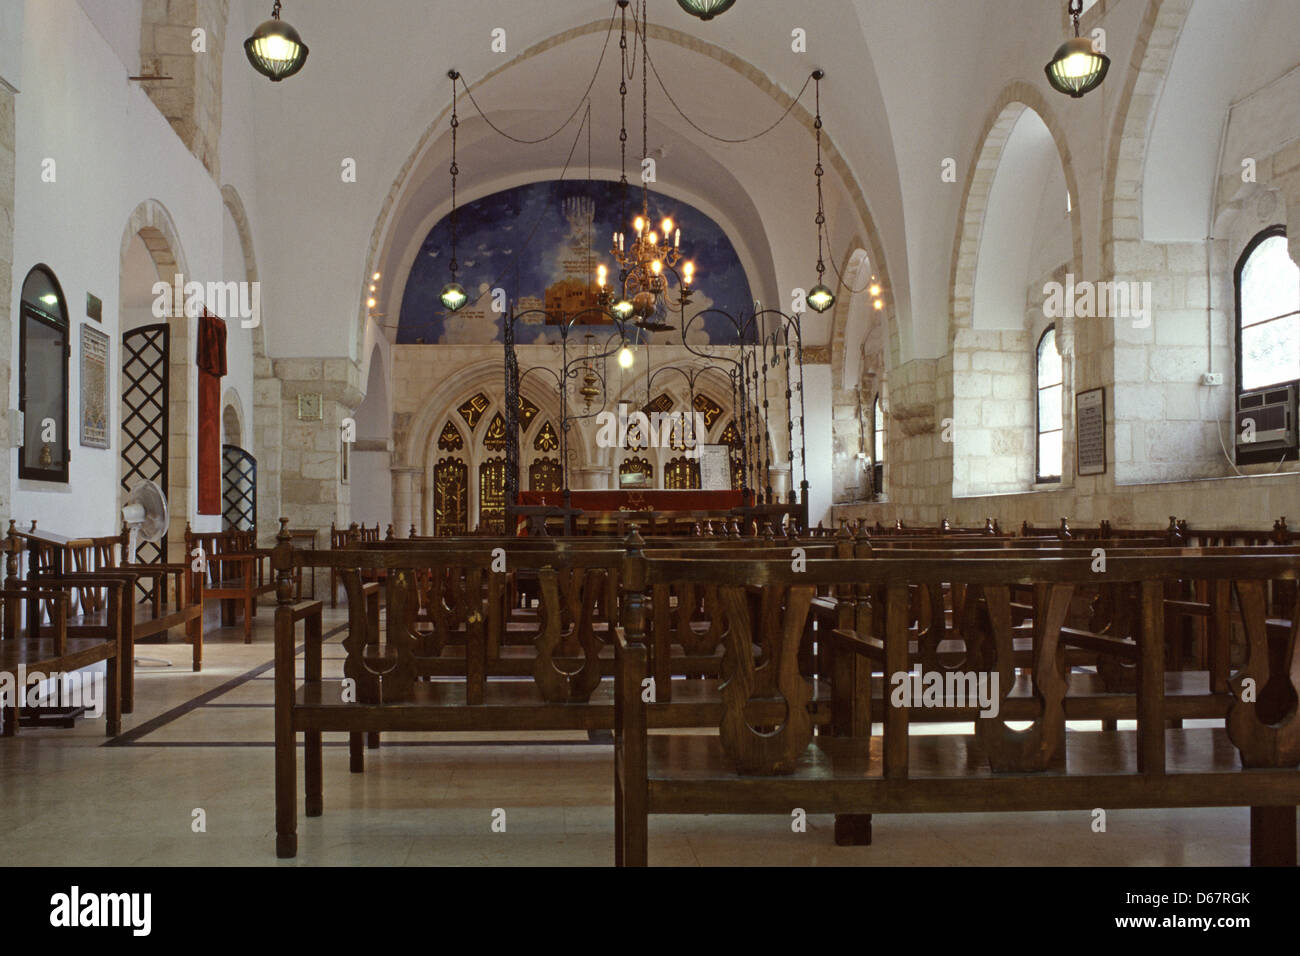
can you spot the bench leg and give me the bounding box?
[244,597,253,644]
[1250,806,1297,866]
[834,813,873,846]
[221,598,235,628]
[121,626,135,715]
[104,656,122,737]
[275,640,298,859]
[305,729,323,817]
[349,732,365,773]
[189,613,203,672]
[367,731,379,750]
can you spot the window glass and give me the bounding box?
[1238,232,1300,390]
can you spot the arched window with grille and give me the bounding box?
[1235,226,1300,394]
[1036,326,1063,483]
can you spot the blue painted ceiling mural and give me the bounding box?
[397,179,755,345]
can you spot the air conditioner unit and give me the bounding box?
[1235,384,1297,454]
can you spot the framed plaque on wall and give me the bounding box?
[80,324,110,449]
[1075,387,1106,477]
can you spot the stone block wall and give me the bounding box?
[273,357,362,533]
[139,0,227,180]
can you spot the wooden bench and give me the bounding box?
[614,551,1300,866]
[11,524,204,693]
[0,542,126,737]
[186,526,272,643]
[270,523,844,858]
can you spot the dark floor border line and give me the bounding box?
[110,739,613,748]
[103,623,348,747]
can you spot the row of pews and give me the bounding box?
[271,514,1300,865]
[0,522,275,736]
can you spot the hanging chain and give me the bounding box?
[448,70,460,280]
[619,1,629,226]
[641,0,650,221]
[271,0,282,19]
[1069,0,1083,35]
[813,71,826,287]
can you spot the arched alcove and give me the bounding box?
[118,199,194,559]
[950,94,1078,498]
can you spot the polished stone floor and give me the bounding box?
[0,600,1280,866]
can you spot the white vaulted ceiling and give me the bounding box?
[193,1,1286,368]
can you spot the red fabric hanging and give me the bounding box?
[196,311,227,515]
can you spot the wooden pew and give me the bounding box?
[0,536,125,737]
[271,522,842,858]
[614,551,1300,866]
[10,523,204,708]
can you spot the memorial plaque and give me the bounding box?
[700,444,731,490]
[1075,387,1106,476]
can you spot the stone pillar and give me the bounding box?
[770,463,791,501]
[274,358,363,533]
[391,466,423,536]
[253,352,282,547]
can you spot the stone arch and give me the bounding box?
[221,387,244,447]
[1101,0,1195,272]
[949,83,1084,342]
[118,199,194,551]
[945,87,1082,498]
[222,184,281,543]
[358,19,898,369]
[406,359,564,532]
[830,243,888,391]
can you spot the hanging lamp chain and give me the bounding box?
[1069,0,1083,35]
[814,71,826,283]
[271,0,282,19]
[641,0,650,222]
[449,70,460,279]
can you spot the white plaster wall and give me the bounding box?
[8,0,228,537]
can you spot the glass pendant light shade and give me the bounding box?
[244,4,308,81]
[612,298,636,321]
[676,0,737,20]
[808,283,836,313]
[618,346,635,369]
[440,282,467,311]
[1045,35,1109,97]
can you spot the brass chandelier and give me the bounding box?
[597,0,696,332]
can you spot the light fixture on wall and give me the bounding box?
[244,1,309,82]
[440,70,468,312]
[676,0,736,20]
[807,70,835,314]
[1045,0,1109,98]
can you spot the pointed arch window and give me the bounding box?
[533,420,559,452]
[1036,326,1063,483]
[872,396,885,499]
[1235,226,1300,393]
[482,412,508,451]
[437,421,465,451]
